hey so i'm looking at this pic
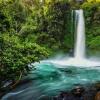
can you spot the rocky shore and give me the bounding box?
[0,81,100,100]
[39,83,100,100]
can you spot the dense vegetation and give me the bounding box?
[81,2,100,52]
[0,0,100,88]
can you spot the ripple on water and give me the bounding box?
[1,62,100,100]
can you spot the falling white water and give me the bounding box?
[33,9,100,67]
[75,10,85,59]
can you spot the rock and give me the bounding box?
[95,82,100,91]
[59,91,68,98]
[95,91,100,100]
[71,86,85,96]
[56,90,85,100]
[82,87,96,100]
[56,92,73,100]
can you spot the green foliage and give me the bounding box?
[88,36,100,49]
[0,0,50,85]
[86,27,100,50]
[81,2,100,26]
[0,33,49,84]
[0,0,100,88]
[36,1,72,51]
[81,2,100,51]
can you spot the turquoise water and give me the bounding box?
[2,62,100,100]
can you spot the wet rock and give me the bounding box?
[55,89,85,100]
[95,91,100,100]
[71,86,84,100]
[55,91,74,100]
[58,91,69,99]
[95,82,100,91]
[83,91,95,100]
[71,86,85,96]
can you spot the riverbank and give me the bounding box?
[1,79,100,100]
[39,82,100,100]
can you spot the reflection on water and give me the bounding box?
[1,62,100,100]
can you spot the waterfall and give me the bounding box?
[33,9,100,67]
[74,9,85,59]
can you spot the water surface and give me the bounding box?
[2,62,100,100]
